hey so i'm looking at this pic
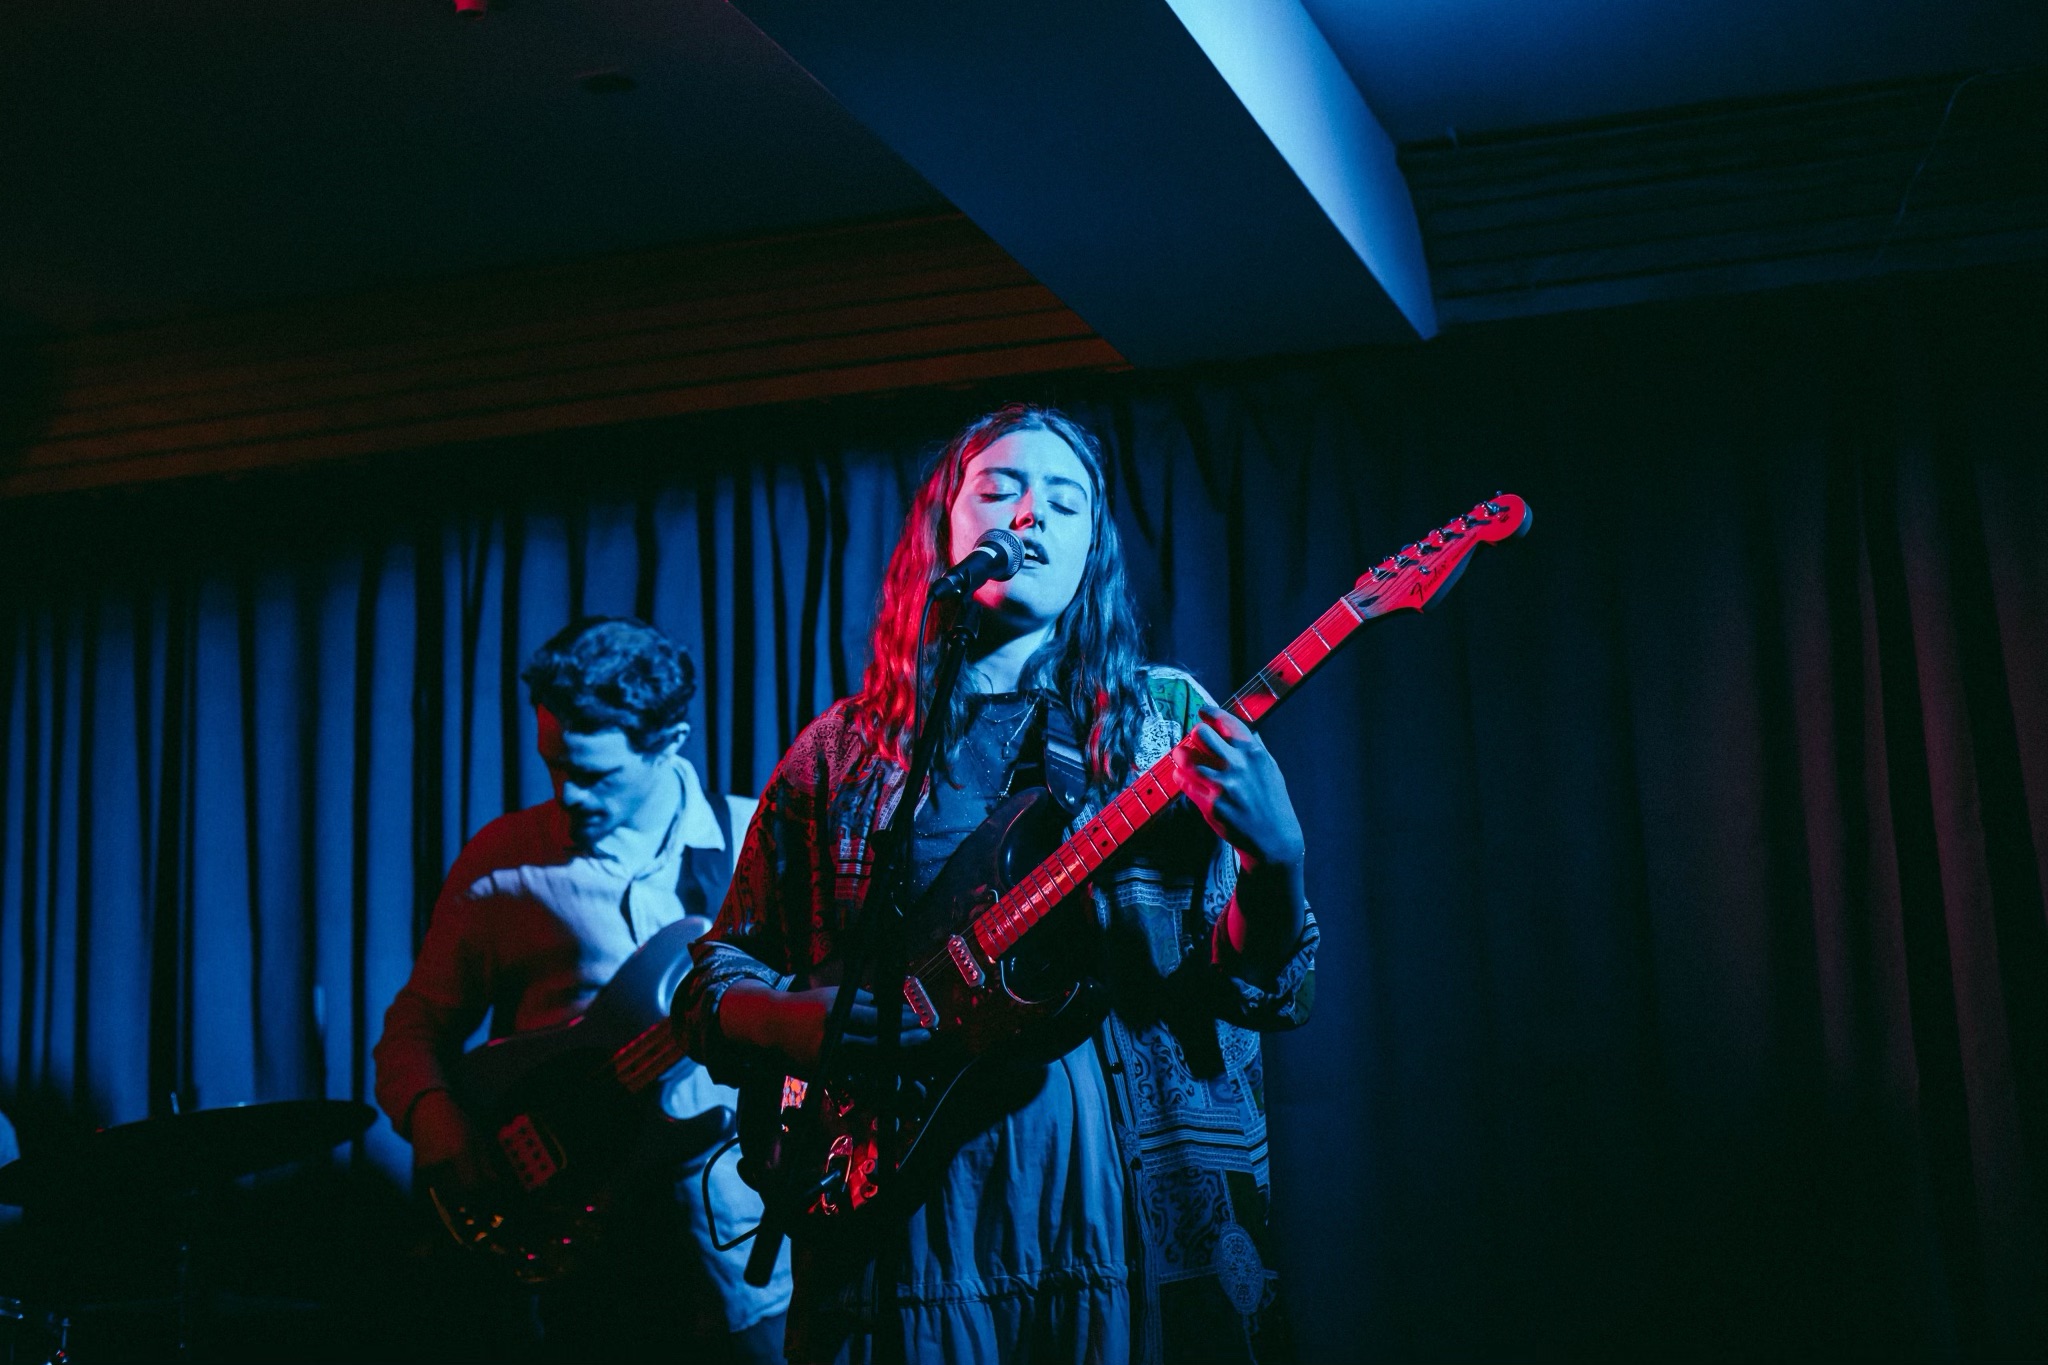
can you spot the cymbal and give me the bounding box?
[0,1099,375,1206]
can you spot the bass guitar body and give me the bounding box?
[742,785,1108,1238]
[430,916,732,1281]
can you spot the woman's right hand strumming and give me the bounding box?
[719,982,932,1074]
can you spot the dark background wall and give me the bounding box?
[3,263,2045,1359]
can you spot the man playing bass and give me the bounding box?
[375,616,793,1362]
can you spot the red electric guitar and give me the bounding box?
[737,493,1534,1257]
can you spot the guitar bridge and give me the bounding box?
[903,975,940,1029]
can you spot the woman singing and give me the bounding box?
[680,404,1317,1365]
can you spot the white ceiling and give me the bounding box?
[1306,0,2040,141]
[1,0,2039,338]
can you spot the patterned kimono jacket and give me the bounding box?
[680,668,1318,1365]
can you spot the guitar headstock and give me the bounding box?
[1347,493,1532,619]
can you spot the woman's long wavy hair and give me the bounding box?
[851,404,1148,791]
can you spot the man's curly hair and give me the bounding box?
[521,617,696,753]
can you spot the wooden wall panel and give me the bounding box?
[2,214,1126,498]
[1404,71,2048,326]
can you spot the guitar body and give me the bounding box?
[431,916,733,1282]
[453,914,697,1109]
[741,786,1108,1235]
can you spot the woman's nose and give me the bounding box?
[1011,494,1042,530]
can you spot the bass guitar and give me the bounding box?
[738,493,1533,1260]
[427,915,731,1282]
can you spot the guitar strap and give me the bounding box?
[1038,696,1091,814]
[675,787,737,919]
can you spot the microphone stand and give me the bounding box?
[814,589,978,1108]
[744,590,981,1284]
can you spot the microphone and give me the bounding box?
[929,529,1026,600]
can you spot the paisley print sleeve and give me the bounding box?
[1144,668,1319,1032]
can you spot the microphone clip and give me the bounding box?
[928,529,1026,601]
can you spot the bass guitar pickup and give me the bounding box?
[903,975,940,1029]
[496,1113,562,1192]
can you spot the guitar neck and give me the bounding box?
[967,596,1367,961]
[969,496,1525,962]
[611,1021,688,1095]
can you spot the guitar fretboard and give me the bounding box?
[969,499,1519,962]
[967,594,1371,960]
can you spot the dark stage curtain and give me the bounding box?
[3,266,2045,1359]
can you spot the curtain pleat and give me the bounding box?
[3,268,2046,1357]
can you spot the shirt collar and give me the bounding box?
[556,756,726,870]
[673,757,726,852]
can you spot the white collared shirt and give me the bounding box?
[372,759,788,1330]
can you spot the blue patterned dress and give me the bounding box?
[684,671,1317,1365]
